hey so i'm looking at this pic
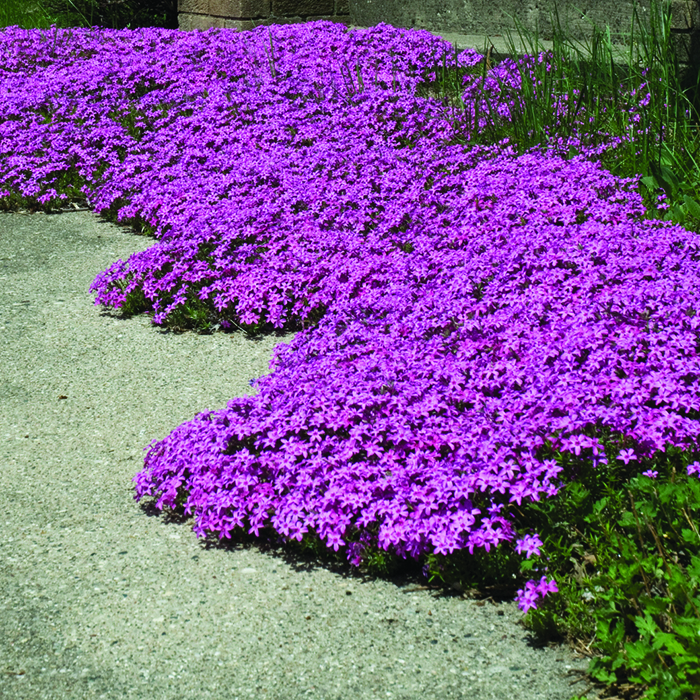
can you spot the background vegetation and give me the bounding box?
[0,0,177,30]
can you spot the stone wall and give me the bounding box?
[348,0,698,39]
[349,0,699,63]
[178,0,351,31]
[177,0,699,67]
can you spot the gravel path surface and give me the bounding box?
[0,210,592,700]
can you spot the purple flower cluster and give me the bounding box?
[515,534,543,559]
[132,164,700,567]
[516,576,559,613]
[2,22,700,607]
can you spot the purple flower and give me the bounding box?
[515,533,543,559]
[617,448,638,465]
[516,576,558,612]
[515,584,540,613]
[641,469,658,479]
[688,461,700,478]
[535,576,558,597]
[3,22,700,581]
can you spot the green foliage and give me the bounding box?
[638,144,700,230]
[37,0,177,30]
[517,448,700,698]
[359,543,406,578]
[585,474,700,698]
[0,0,55,29]
[163,293,223,334]
[120,285,148,316]
[266,527,409,579]
[424,543,521,598]
[0,166,87,212]
[97,196,159,236]
[0,0,177,30]
[427,0,700,233]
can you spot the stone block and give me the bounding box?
[256,15,308,24]
[224,18,258,29]
[209,0,271,17]
[670,0,700,30]
[178,12,225,29]
[335,0,350,14]
[272,0,334,17]
[318,15,352,24]
[293,14,351,23]
[672,29,700,66]
[178,0,209,14]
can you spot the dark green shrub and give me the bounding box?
[39,0,178,29]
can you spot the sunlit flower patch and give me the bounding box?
[2,21,699,610]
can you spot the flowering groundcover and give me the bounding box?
[2,21,700,612]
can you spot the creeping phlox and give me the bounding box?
[516,576,559,613]
[1,22,699,611]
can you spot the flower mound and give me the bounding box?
[134,152,700,567]
[2,22,700,605]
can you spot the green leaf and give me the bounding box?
[589,658,617,685]
[642,598,671,616]
[683,194,700,219]
[652,631,686,655]
[669,204,685,222]
[625,640,652,664]
[641,175,658,191]
[687,555,700,579]
[659,165,681,194]
[670,618,700,642]
[635,611,660,637]
[520,557,537,572]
